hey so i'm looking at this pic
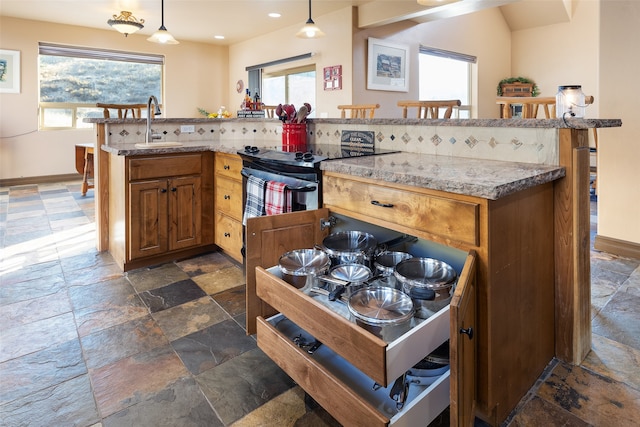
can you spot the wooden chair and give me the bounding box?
[398,100,461,119]
[496,96,594,119]
[337,104,380,119]
[262,105,278,119]
[75,143,94,196]
[96,103,147,119]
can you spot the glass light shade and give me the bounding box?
[108,11,144,37]
[296,20,325,39]
[147,27,180,44]
[556,85,585,118]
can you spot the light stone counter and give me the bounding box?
[319,152,564,200]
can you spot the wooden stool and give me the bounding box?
[75,143,94,196]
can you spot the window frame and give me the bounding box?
[37,43,164,130]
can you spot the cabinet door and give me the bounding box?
[450,251,477,427]
[245,208,331,335]
[169,176,202,251]
[129,180,168,259]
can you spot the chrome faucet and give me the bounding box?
[146,95,162,143]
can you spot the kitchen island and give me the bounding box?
[87,116,620,425]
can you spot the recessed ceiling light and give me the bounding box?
[268,13,281,18]
[214,35,225,40]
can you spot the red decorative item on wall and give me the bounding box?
[323,65,342,91]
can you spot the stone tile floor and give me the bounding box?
[0,182,638,426]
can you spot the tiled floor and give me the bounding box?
[0,181,638,426]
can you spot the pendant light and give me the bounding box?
[296,0,325,39]
[147,0,179,45]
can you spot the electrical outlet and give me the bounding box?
[180,125,195,133]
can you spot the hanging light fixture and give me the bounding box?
[108,11,144,37]
[147,0,179,45]
[296,0,325,39]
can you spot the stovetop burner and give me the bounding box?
[239,144,399,168]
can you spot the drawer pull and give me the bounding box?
[224,194,231,200]
[371,200,394,208]
[460,327,474,339]
[159,188,167,193]
[224,232,231,237]
[223,165,230,170]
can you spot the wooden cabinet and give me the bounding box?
[129,175,202,259]
[214,152,243,262]
[107,152,214,271]
[246,208,477,426]
[246,171,556,426]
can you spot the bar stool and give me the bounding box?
[96,103,147,119]
[337,104,380,119]
[74,143,94,196]
[397,100,461,119]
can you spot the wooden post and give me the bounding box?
[554,128,592,364]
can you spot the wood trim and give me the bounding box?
[594,235,640,260]
[97,124,109,252]
[0,174,80,187]
[554,128,592,364]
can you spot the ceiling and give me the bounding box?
[0,0,570,45]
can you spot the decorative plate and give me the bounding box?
[236,79,244,93]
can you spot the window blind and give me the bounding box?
[419,46,476,64]
[38,42,164,65]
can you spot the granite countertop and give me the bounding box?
[319,152,565,200]
[101,141,239,156]
[86,117,622,129]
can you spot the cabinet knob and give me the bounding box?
[223,164,230,170]
[371,200,394,208]
[460,327,473,340]
[171,187,177,192]
[224,232,231,237]
[224,194,231,200]
[159,188,167,193]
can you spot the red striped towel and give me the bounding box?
[265,181,291,215]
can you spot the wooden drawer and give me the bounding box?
[215,175,242,220]
[322,174,479,247]
[257,314,450,427]
[255,266,452,387]
[215,211,243,261]
[215,152,242,181]
[129,154,202,180]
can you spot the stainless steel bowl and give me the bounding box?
[278,249,331,289]
[374,251,413,289]
[321,231,379,267]
[394,257,457,319]
[347,286,414,343]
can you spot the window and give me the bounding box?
[38,43,163,129]
[262,65,316,117]
[246,53,316,118]
[419,46,476,118]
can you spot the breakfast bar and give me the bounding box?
[88,116,621,425]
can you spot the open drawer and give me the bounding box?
[256,265,450,387]
[256,313,450,427]
[247,209,477,426]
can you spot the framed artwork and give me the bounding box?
[0,49,20,94]
[323,65,342,91]
[367,38,409,92]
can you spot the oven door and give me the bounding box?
[241,166,320,212]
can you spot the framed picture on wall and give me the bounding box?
[0,49,20,94]
[367,38,409,92]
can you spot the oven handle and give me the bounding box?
[241,169,317,193]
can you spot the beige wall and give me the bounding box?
[352,7,513,119]
[0,16,227,180]
[228,7,355,119]
[598,1,640,246]
[511,0,639,247]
